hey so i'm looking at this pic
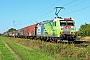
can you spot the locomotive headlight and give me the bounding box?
[71,26,75,30]
[71,28,74,30]
[71,32,75,34]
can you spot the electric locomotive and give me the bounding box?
[36,17,76,42]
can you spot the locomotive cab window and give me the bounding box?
[67,21,74,26]
[60,21,66,26]
[67,23,74,26]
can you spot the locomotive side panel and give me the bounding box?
[43,21,54,37]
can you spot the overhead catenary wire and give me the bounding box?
[14,0,79,28]
[14,21,22,26]
[18,9,54,26]
[29,0,62,19]
[5,0,90,33]
[4,0,80,32]
[31,0,77,20]
[63,0,77,6]
[63,0,87,11]
[16,0,79,27]
[29,0,78,23]
[61,5,90,16]
[34,0,78,20]
[41,0,62,12]
[14,0,62,27]
[15,0,79,29]
[70,0,86,8]
[17,3,58,26]
[54,0,77,17]
[60,0,88,16]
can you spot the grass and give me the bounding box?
[0,37,15,60]
[2,37,62,60]
[12,37,90,60]
[76,36,90,41]
[76,36,82,40]
[1,36,90,60]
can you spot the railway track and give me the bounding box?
[58,40,90,44]
[57,40,90,47]
[20,37,90,47]
[73,41,90,47]
[6,36,90,47]
[74,40,90,45]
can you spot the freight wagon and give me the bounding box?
[27,24,38,39]
[14,24,38,39]
[13,30,18,37]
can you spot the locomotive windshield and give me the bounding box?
[67,21,74,26]
[60,20,74,26]
[60,21,66,26]
[67,23,74,26]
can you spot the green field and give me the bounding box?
[0,36,62,60]
[0,37,15,60]
[1,36,90,60]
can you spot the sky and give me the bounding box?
[0,0,90,33]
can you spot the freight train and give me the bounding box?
[5,17,76,42]
[4,7,76,42]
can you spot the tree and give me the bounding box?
[8,28,16,32]
[77,23,90,36]
[0,33,2,36]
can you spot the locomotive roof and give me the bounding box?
[53,17,74,22]
[38,20,53,25]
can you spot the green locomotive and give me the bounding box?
[42,17,76,42]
